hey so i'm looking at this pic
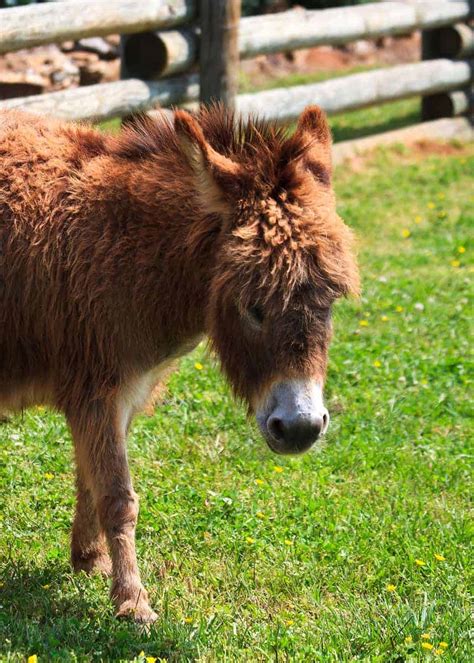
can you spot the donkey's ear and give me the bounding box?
[294,105,332,183]
[174,110,243,214]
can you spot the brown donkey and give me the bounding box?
[0,105,359,622]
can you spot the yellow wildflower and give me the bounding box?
[41,584,50,590]
[458,246,466,254]
[427,202,435,209]
[183,617,193,624]
[44,473,54,480]
[373,360,382,368]
[286,619,294,626]
[138,653,145,659]
[255,479,265,486]
[246,537,256,544]
[284,539,294,546]
[386,584,396,592]
[395,305,404,313]
[451,260,460,268]
[422,642,434,651]
[28,656,38,663]
[405,636,413,644]
[415,559,426,566]
[434,649,444,656]
[402,229,411,238]
[414,215,422,224]
[273,465,284,473]
[421,633,431,640]
[256,511,265,519]
[434,553,445,561]
[359,319,369,327]
[194,362,203,370]
[381,315,389,322]
[146,658,157,663]
[439,642,448,649]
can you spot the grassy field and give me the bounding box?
[0,128,473,660]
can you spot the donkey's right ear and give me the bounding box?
[293,105,333,179]
[174,110,244,214]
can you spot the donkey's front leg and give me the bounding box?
[69,407,157,623]
[71,470,112,577]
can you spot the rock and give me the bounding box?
[0,45,80,91]
[346,39,377,57]
[74,37,119,60]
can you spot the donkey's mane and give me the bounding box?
[111,105,316,189]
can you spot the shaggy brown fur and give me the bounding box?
[0,105,358,622]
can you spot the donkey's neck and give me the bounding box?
[91,156,220,360]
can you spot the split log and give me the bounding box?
[0,75,199,122]
[121,29,197,79]
[435,23,474,58]
[421,89,474,119]
[0,0,195,55]
[237,59,474,122]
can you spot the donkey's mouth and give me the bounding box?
[256,379,329,455]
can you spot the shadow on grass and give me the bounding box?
[331,107,421,143]
[0,561,199,661]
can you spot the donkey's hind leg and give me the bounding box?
[68,401,157,623]
[71,470,112,577]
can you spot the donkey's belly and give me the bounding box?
[0,377,54,415]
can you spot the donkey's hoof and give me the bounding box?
[116,598,158,624]
[72,552,112,577]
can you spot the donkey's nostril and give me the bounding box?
[268,416,285,442]
[321,410,330,435]
[267,413,325,451]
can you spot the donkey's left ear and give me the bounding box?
[294,105,333,183]
[174,110,244,215]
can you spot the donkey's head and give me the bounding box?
[175,106,359,454]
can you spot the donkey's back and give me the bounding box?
[0,110,121,413]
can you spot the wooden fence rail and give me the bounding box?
[1,1,471,59]
[2,59,471,124]
[0,0,195,54]
[238,0,471,58]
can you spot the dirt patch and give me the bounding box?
[340,140,473,172]
[410,140,471,158]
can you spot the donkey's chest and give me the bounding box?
[120,335,203,423]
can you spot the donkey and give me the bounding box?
[0,105,359,622]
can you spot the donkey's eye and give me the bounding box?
[247,304,265,328]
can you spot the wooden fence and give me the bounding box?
[0,0,472,145]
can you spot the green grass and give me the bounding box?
[1,145,473,661]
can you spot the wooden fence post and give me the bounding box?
[421,28,438,121]
[199,0,241,108]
